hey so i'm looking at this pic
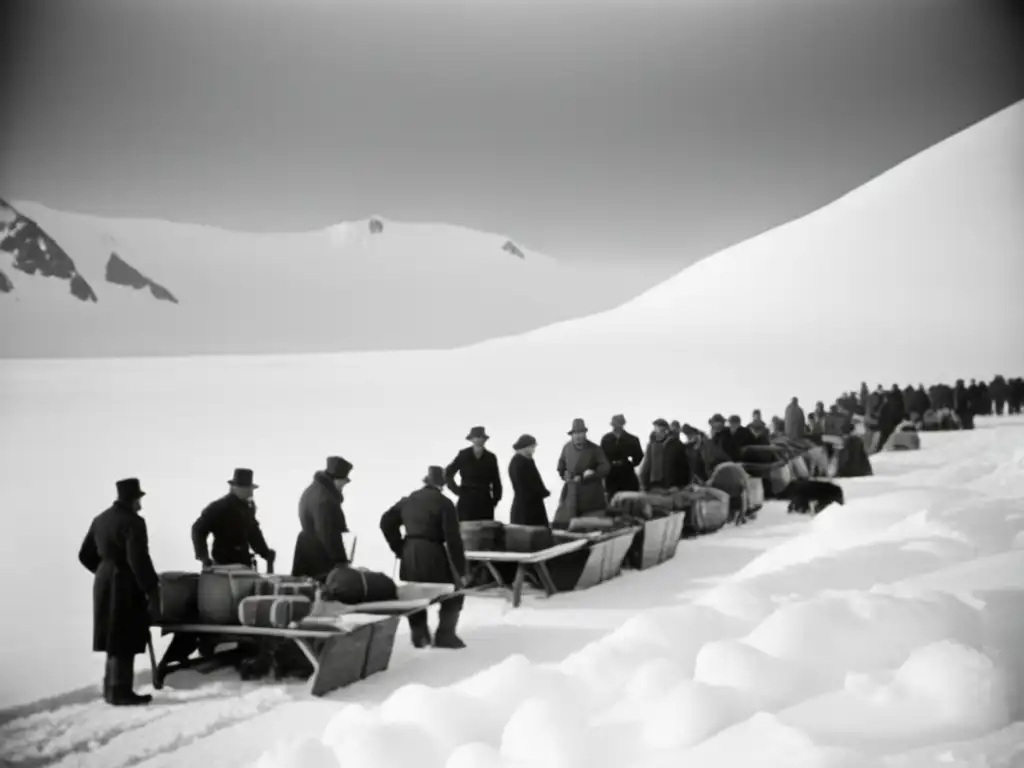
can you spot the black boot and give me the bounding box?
[407,611,432,649]
[432,597,466,649]
[103,656,117,703]
[109,655,152,706]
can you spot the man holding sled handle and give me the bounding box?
[380,465,468,650]
[191,468,276,571]
[78,478,161,707]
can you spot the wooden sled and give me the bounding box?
[627,512,686,570]
[547,526,639,592]
[464,538,589,608]
[152,583,461,697]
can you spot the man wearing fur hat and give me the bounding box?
[508,434,551,526]
[192,468,275,570]
[292,456,353,580]
[444,426,503,522]
[600,414,644,501]
[78,478,160,706]
[553,418,611,526]
[380,466,467,649]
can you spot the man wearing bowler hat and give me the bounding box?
[192,468,276,570]
[78,478,160,706]
[380,466,467,649]
[444,426,503,522]
[293,456,354,579]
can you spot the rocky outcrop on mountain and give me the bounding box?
[0,268,12,293]
[369,217,384,235]
[0,198,98,302]
[502,240,525,259]
[105,252,178,303]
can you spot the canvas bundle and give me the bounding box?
[257,575,318,601]
[238,594,313,629]
[460,520,504,551]
[503,524,554,553]
[156,571,200,625]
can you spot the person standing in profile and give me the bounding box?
[600,414,644,501]
[292,456,354,579]
[78,478,160,707]
[445,426,503,522]
[380,466,468,649]
[508,433,551,526]
[191,468,275,570]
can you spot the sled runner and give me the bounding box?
[152,583,463,696]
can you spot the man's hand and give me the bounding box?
[265,549,276,563]
[199,557,213,569]
[583,469,596,479]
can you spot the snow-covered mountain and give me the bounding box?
[0,203,659,358]
[472,99,1024,409]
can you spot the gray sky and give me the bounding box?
[1,0,1022,265]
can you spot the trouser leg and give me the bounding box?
[108,654,152,706]
[433,594,466,649]
[407,609,432,648]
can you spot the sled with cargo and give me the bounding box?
[151,580,462,697]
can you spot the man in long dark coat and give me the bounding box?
[445,426,503,522]
[508,434,551,526]
[600,414,644,501]
[380,466,467,649]
[292,456,353,579]
[78,478,160,707]
[553,418,611,527]
[192,468,275,570]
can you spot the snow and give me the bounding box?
[0,102,1022,767]
[475,98,1024,402]
[0,204,663,358]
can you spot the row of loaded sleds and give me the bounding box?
[149,544,462,697]
[457,471,768,608]
[739,438,831,499]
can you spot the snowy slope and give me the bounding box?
[0,202,659,358]
[469,99,1024,414]
[2,418,1023,768]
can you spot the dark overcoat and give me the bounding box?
[639,435,691,490]
[380,486,466,584]
[292,471,349,579]
[192,494,272,567]
[445,447,503,522]
[556,439,611,515]
[508,453,551,526]
[78,502,160,656]
[599,430,644,497]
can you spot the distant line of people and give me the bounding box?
[78,372,1019,705]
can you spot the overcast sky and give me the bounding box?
[1,0,1022,265]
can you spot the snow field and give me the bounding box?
[253,419,1024,768]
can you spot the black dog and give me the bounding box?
[778,479,845,515]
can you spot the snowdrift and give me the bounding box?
[3,418,1023,768]
[469,99,1024,415]
[0,202,656,358]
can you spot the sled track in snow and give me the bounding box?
[0,682,295,768]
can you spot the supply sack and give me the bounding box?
[503,524,555,553]
[238,594,313,628]
[156,571,200,625]
[323,565,398,605]
[198,565,262,625]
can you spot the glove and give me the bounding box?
[583,469,596,479]
[200,557,213,569]
[265,549,276,563]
